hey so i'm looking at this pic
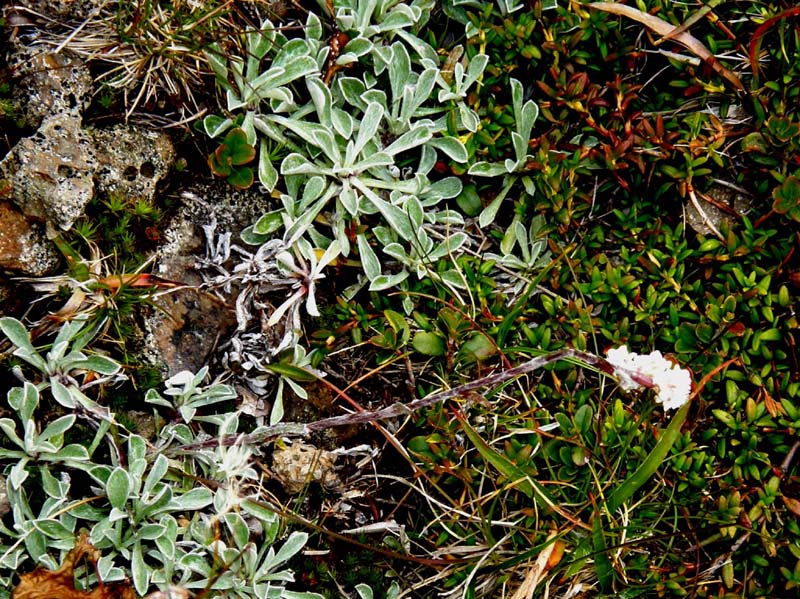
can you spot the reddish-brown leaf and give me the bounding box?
[11,535,138,599]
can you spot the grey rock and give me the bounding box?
[93,125,175,203]
[8,48,91,128]
[0,201,60,275]
[0,113,96,231]
[0,116,175,233]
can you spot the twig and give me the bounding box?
[169,349,616,453]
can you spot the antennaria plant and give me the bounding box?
[200,2,487,298]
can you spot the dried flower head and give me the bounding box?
[606,346,692,410]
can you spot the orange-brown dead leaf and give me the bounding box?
[510,533,565,599]
[760,387,786,418]
[782,495,800,518]
[95,273,183,290]
[11,534,138,599]
[589,2,744,92]
[546,539,566,569]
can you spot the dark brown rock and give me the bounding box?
[0,200,59,275]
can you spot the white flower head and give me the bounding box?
[606,346,692,411]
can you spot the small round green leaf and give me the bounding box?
[412,331,446,356]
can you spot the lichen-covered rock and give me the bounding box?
[140,219,237,377]
[8,48,91,128]
[140,183,273,377]
[0,201,60,275]
[0,113,96,231]
[93,125,175,203]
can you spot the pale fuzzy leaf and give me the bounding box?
[389,43,412,103]
[385,125,433,156]
[38,415,75,445]
[468,161,508,177]
[332,108,355,139]
[203,115,233,138]
[132,541,149,597]
[259,531,309,575]
[357,234,382,281]
[106,467,131,511]
[307,76,333,127]
[71,354,121,375]
[428,232,468,261]
[258,142,279,191]
[427,137,468,163]
[0,418,23,450]
[352,102,385,159]
[339,181,359,216]
[462,54,489,90]
[50,379,77,408]
[369,271,409,291]
[0,317,46,371]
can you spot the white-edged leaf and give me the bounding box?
[38,415,75,445]
[406,197,424,230]
[311,128,342,164]
[253,209,284,236]
[241,111,256,145]
[302,176,327,206]
[35,519,74,540]
[331,108,355,139]
[337,77,367,109]
[428,232,468,261]
[106,467,130,511]
[143,454,169,497]
[352,102,385,159]
[479,194,506,228]
[258,531,308,575]
[172,487,213,510]
[357,234,381,281]
[353,152,393,172]
[0,418,23,450]
[204,44,228,82]
[369,271,409,291]
[202,115,233,138]
[389,43,411,103]
[257,144,279,193]
[132,541,149,596]
[9,382,38,423]
[355,583,375,599]
[72,354,121,375]
[468,161,508,177]
[281,152,328,176]
[307,76,333,127]
[463,53,489,89]
[339,182,359,216]
[427,137,468,162]
[385,125,433,156]
[49,444,90,461]
[0,318,46,370]
[50,379,77,408]
[351,180,414,240]
[306,11,323,40]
